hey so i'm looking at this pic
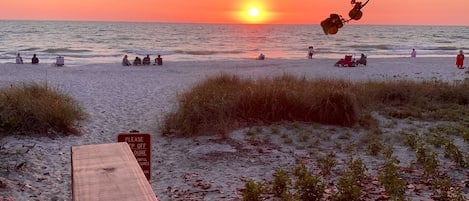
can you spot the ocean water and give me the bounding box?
[0,20,468,66]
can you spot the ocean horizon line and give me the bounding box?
[1,19,468,27]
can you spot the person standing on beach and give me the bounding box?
[16,53,23,64]
[122,55,131,66]
[456,50,464,69]
[411,49,417,57]
[31,54,39,64]
[308,46,314,59]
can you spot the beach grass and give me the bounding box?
[0,82,87,135]
[162,74,358,137]
[162,74,469,137]
[356,79,469,121]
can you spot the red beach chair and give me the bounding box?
[335,55,355,67]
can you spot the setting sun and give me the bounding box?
[249,7,260,17]
[236,2,273,24]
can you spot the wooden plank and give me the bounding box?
[71,142,158,201]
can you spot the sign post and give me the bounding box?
[117,132,152,180]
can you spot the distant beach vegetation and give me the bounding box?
[0,82,87,135]
[161,74,469,137]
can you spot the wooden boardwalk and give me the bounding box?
[71,142,158,201]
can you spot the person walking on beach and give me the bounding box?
[308,46,314,59]
[122,55,131,66]
[411,49,417,58]
[456,50,464,69]
[31,54,39,64]
[16,53,23,64]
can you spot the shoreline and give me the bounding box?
[0,57,468,200]
[0,54,461,67]
[0,56,466,78]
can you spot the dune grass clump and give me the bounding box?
[0,82,87,135]
[162,74,358,137]
[355,80,469,121]
[162,74,469,137]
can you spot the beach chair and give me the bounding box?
[335,55,355,67]
[56,56,64,67]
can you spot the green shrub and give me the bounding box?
[426,131,450,148]
[297,131,310,142]
[243,163,327,201]
[243,179,266,201]
[295,173,325,201]
[378,147,406,200]
[432,176,453,200]
[317,151,337,175]
[334,170,362,201]
[428,124,469,142]
[347,157,368,183]
[272,168,291,197]
[333,157,367,200]
[366,135,383,156]
[0,82,86,135]
[401,132,420,150]
[444,140,466,167]
[415,143,439,178]
[292,164,325,201]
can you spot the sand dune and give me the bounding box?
[0,57,467,200]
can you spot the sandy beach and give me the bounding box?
[0,57,468,200]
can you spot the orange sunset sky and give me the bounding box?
[1,0,468,25]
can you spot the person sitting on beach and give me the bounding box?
[411,49,417,58]
[257,53,265,60]
[16,53,24,64]
[308,46,314,59]
[122,55,131,66]
[31,54,39,64]
[456,50,464,69]
[356,53,367,66]
[142,55,151,65]
[155,55,163,65]
[133,57,142,65]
